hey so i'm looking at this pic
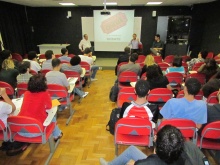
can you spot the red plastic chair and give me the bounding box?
[207,91,218,105]
[206,52,214,59]
[164,55,174,65]
[80,61,91,87]
[153,56,162,63]
[68,54,75,58]
[177,90,204,100]
[17,83,28,98]
[147,88,173,104]
[136,55,146,63]
[0,81,15,98]
[118,71,138,89]
[114,118,153,156]
[0,119,8,141]
[119,87,135,93]
[39,54,45,59]
[117,93,137,108]
[41,69,51,76]
[7,116,59,164]
[158,119,197,144]
[63,71,84,90]
[47,84,74,125]
[192,62,204,71]
[182,62,188,73]
[12,53,23,62]
[29,69,38,75]
[185,73,206,85]
[55,54,61,58]
[165,72,184,89]
[197,121,220,150]
[182,55,191,62]
[157,62,170,71]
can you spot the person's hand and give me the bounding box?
[0,88,6,96]
[126,159,135,165]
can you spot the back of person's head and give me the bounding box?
[28,51,37,60]
[45,50,54,60]
[135,79,150,97]
[202,79,220,98]
[200,50,208,59]
[18,61,30,74]
[124,47,130,54]
[172,56,182,67]
[130,53,138,62]
[185,78,201,95]
[147,65,160,80]
[28,74,47,93]
[0,50,12,60]
[52,58,61,68]
[61,48,68,55]
[70,55,81,66]
[84,48,91,54]
[144,54,155,66]
[156,125,184,164]
[155,34,160,38]
[2,59,14,70]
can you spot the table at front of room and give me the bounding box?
[37,44,70,54]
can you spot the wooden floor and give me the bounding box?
[0,70,218,165]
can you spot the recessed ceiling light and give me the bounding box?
[59,3,75,6]
[103,2,117,5]
[146,2,163,5]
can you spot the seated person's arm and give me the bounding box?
[66,85,70,91]
[197,63,206,72]
[0,88,16,113]
[166,84,173,90]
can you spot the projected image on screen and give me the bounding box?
[94,10,134,51]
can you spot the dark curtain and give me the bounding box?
[0,2,32,56]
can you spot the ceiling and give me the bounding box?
[1,0,216,7]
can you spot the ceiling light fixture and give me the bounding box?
[146,2,162,5]
[103,2,117,5]
[59,3,75,6]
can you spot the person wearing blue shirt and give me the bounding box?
[160,78,207,129]
[59,48,71,62]
[165,56,185,74]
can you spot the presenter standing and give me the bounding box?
[128,33,141,54]
[150,34,164,56]
[79,34,93,53]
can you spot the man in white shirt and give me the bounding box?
[78,34,91,53]
[27,51,41,73]
[79,48,99,81]
[128,33,141,54]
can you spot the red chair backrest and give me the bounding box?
[29,69,38,75]
[68,54,75,58]
[182,55,191,62]
[206,52,214,59]
[192,62,204,71]
[207,91,218,105]
[80,61,91,71]
[118,71,138,83]
[119,87,135,94]
[147,88,173,103]
[177,90,204,100]
[158,62,170,71]
[63,70,80,80]
[166,72,184,84]
[115,118,152,136]
[158,119,197,138]
[0,81,14,95]
[185,73,206,85]
[153,56,162,63]
[201,121,220,139]
[39,54,45,59]
[136,55,145,63]
[12,53,23,62]
[7,116,43,133]
[164,55,174,64]
[17,83,28,97]
[55,54,61,58]
[47,84,68,98]
[41,69,51,76]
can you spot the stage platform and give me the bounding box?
[95,58,117,70]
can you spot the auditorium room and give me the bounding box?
[0,0,220,164]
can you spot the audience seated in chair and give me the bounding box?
[46,59,88,110]
[146,65,172,90]
[79,48,99,81]
[59,48,71,62]
[160,78,207,129]
[17,61,32,83]
[26,51,41,73]
[165,56,185,75]
[0,59,19,89]
[187,50,208,71]
[0,49,19,70]
[115,46,130,75]
[42,50,55,70]
[0,88,16,127]
[18,74,62,141]
[100,125,205,165]
[202,78,220,100]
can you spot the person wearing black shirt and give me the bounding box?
[115,47,130,75]
[150,34,164,56]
